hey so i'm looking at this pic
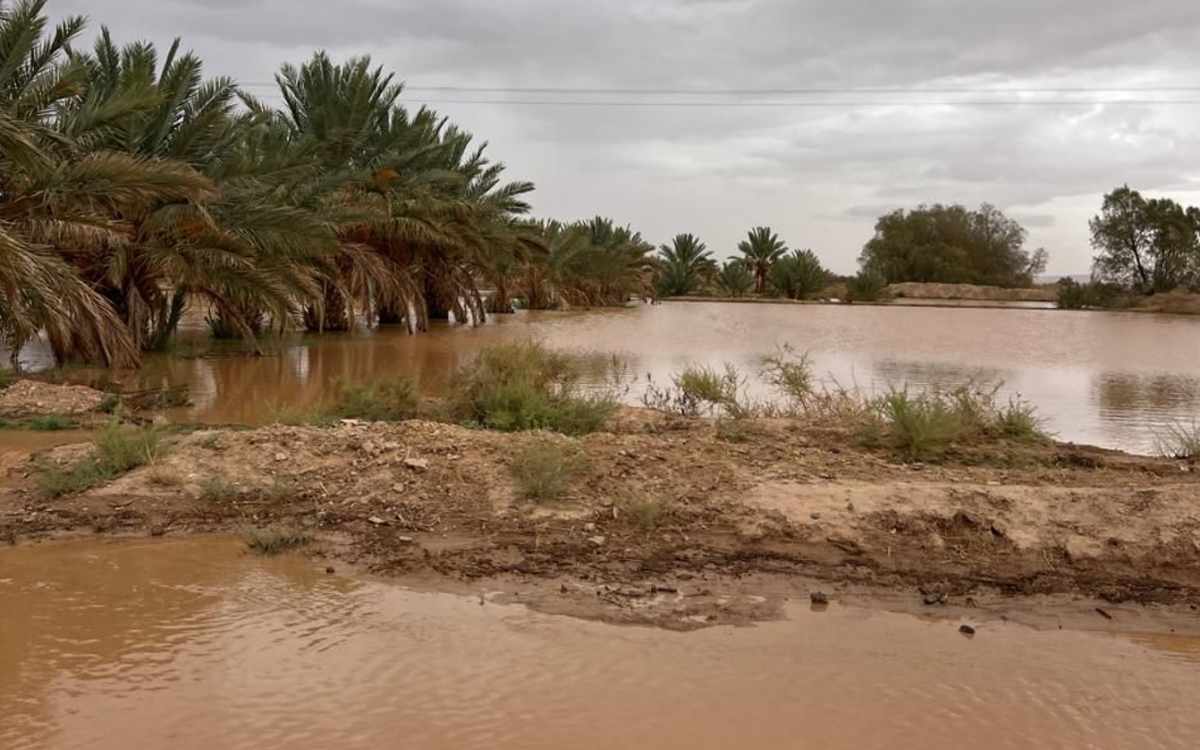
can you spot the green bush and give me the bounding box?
[449,341,617,435]
[511,435,585,503]
[845,269,888,302]
[1057,280,1119,310]
[995,398,1046,442]
[0,370,15,390]
[862,387,1046,460]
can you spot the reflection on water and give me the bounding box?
[10,303,1200,453]
[2,538,1199,750]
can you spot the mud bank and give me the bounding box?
[3,411,1198,629]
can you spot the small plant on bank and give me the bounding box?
[258,476,300,504]
[98,392,121,414]
[38,423,166,498]
[615,493,669,531]
[27,412,72,431]
[449,341,618,435]
[994,398,1047,442]
[198,432,222,449]
[511,435,585,504]
[0,370,15,390]
[1156,421,1200,460]
[243,527,313,556]
[868,389,968,461]
[196,476,239,504]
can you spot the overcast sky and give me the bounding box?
[51,0,1200,274]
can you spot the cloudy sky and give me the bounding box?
[51,0,1200,273]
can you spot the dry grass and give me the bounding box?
[615,493,669,531]
[145,464,183,487]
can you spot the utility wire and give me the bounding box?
[237,82,1200,94]
[248,94,1200,107]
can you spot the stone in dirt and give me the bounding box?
[959,625,976,636]
[403,458,429,471]
[587,536,606,546]
[368,516,388,526]
[810,592,829,605]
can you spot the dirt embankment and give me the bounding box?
[0,381,106,419]
[888,282,1058,302]
[3,409,1198,629]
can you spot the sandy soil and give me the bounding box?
[3,405,1198,629]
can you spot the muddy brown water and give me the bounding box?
[11,301,1200,453]
[1,538,1198,750]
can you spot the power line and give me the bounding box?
[237,82,1200,95]
[247,95,1200,107]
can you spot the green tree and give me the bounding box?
[654,233,714,297]
[737,226,787,294]
[714,259,754,298]
[859,203,1045,287]
[1090,186,1200,294]
[845,269,888,302]
[769,248,827,300]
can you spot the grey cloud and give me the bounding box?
[48,0,1200,274]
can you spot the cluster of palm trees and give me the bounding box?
[1,0,656,368]
[652,226,830,300]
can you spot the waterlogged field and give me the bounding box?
[12,301,1200,454]
[2,539,1199,750]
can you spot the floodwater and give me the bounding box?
[12,301,1200,453]
[1,538,1198,750]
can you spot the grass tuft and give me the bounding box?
[27,412,73,431]
[243,527,313,556]
[196,476,239,504]
[38,423,165,498]
[327,377,418,422]
[511,435,585,504]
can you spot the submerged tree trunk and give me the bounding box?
[303,285,351,332]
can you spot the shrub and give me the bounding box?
[1156,421,1200,459]
[243,527,312,556]
[327,377,419,422]
[98,392,121,414]
[511,435,585,503]
[38,423,164,497]
[449,341,617,435]
[845,269,888,302]
[760,346,813,404]
[0,370,15,390]
[1057,280,1119,310]
[27,412,72,431]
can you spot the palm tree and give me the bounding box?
[1,0,215,366]
[769,248,828,300]
[654,233,714,297]
[715,259,754,298]
[738,226,787,294]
